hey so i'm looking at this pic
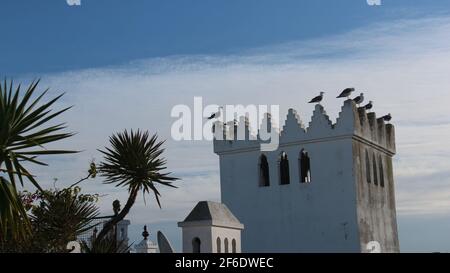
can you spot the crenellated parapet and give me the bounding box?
[355,106,396,154]
[214,99,395,155]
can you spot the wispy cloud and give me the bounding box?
[16,15,450,250]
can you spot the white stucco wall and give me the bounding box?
[181,225,213,253]
[219,138,360,252]
[211,226,242,253]
[180,224,242,253]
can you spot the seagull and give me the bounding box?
[381,113,392,122]
[353,93,364,105]
[337,88,355,99]
[207,106,223,120]
[363,101,373,111]
[308,92,324,104]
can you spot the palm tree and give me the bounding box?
[0,79,75,241]
[29,186,100,252]
[95,130,178,244]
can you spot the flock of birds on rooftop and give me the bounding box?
[308,88,392,122]
[207,88,392,123]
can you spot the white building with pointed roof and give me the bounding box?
[178,201,244,253]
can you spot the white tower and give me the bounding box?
[214,99,399,253]
[178,201,244,253]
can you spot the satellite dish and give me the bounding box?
[157,231,175,253]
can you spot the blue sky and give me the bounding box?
[2,1,450,253]
[2,0,450,75]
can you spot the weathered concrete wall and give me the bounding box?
[353,143,399,252]
[353,107,399,253]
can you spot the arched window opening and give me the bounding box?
[216,237,221,253]
[373,154,378,186]
[232,239,237,253]
[279,152,290,185]
[192,237,201,253]
[299,149,311,183]
[379,155,385,188]
[259,154,270,187]
[224,238,229,253]
[365,150,371,184]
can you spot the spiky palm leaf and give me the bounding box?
[0,79,76,189]
[0,79,76,239]
[98,130,178,207]
[0,178,30,243]
[95,130,178,243]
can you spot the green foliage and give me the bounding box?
[1,79,179,253]
[0,177,30,244]
[0,161,99,253]
[0,79,76,190]
[0,79,76,239]
[29,186,99,252]
[0,184,100,253]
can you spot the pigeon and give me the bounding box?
[381,113,392,122]
[308,92,324,104]
[207,106,223,120]
[337,88,355,99]
[353,93,364,105]
[363,101,373,111]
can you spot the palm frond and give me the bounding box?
[0,79,76,242]
[0,178,30,242]
[98,130,178,208]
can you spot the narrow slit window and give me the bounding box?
[216,237,221,253]
[366,150,371,184]
[279,152,290,185]
[259,154,270,187]
[224,238,229,253]
[232,239,237,253]
[299,149,312,183]
[373,154,378,186]
[379,155,385,187]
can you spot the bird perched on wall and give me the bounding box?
[363,101,373,111]
[308,92,324,104]
[381,113,392,122]
[353,93,364,105]
[337,87,355,99]
[207,106,223,120]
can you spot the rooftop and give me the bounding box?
[178,201,244,230]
